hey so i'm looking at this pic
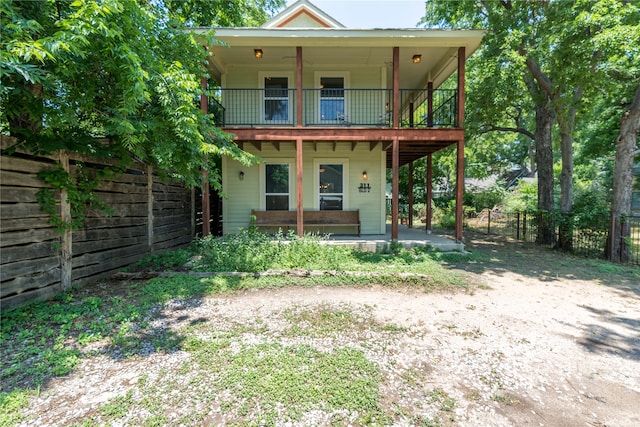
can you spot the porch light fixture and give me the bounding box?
[362,171,368,180]
[254,49,263,58]
[412,54,422,63]
[239,171,245,180]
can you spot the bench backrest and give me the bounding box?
[304,210,359,225]
[251,209,359,225]
[251,209,296,225]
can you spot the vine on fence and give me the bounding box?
[36,162,118,233]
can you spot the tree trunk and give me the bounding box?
[525,72,557,246]
[608,81,640,262]
[556,89,581,251]
[535,97,557,246]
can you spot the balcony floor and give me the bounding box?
[321,224,464,253]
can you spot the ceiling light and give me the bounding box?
[412,54,422,63]
[254,49,263,58]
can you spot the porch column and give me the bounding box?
[391,46,400,241]
[200,76,211,237]
[392,138,400,241]
[427,81,434,127]
[457,47,465,127]
[455,47,466,241]
[296,46,303,127]
[296,138,304,237]
[392,47,400,128]
[408,162,414,228]
[426,154,433,233]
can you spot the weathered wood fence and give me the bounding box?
[1,136,195,310]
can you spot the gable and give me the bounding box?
[276,9,332,28]
[263,0,345,29]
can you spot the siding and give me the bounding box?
[223,141,386,235]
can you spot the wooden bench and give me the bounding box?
[251,209,360,236]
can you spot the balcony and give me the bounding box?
[210,88,458,128]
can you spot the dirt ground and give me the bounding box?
[13,234,640,426]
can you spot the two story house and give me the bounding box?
[197,0,483,241]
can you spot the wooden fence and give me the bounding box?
[1,136,195,310]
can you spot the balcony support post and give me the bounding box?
[427,81,434,127]
[455,46,466,242]
[457,46,465,127]
[392,47,400,129]
[296,46,303,128]
[200,76,211,237]
[408,162,414,228]
[296,137,304,237]
[426,153,433,233]
[391,137,399,241]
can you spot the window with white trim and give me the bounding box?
[265,163,289,210]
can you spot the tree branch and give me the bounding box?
[479,125,535,140]
[525,56,555,99]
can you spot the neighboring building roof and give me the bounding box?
[263,0,345,29]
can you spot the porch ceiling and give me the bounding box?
[199,28,484,89]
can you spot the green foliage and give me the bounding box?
[0,389,30,427]
[36,163,117,232]
[421,0,640,217]
[1,0,274,189]
[193,227,354,272]
[502,180,538,213]
[131,249,193,271]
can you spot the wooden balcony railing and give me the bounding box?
[212,88,458,128]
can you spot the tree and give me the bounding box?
[608,82,640,262]
[422,0,640,248]
[1,0,284,192]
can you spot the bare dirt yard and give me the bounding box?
[7,233,640,426]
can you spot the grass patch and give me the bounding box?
[210,343,385,424]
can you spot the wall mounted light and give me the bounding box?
[254,49,263,58]
[362,171,368,180]
[239,171,245,180]
[412,54,422,63]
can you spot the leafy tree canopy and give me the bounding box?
[1,0,284,188]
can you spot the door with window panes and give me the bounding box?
[319,164,343,210]
[320,77,345,123]
[264,77,290,124]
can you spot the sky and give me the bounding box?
[284,0,426,29]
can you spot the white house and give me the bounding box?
[196,0,484,240]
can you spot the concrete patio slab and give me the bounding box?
[324,224,464,253]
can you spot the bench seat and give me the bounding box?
[251,209,360,236]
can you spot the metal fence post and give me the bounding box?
[487,210,491,235]
[516,212,521,240]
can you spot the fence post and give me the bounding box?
[516,212,521,240]
[487,210,491,234]
[58,151,72,290]
[523,212,527,241]
[147,165,154,250]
